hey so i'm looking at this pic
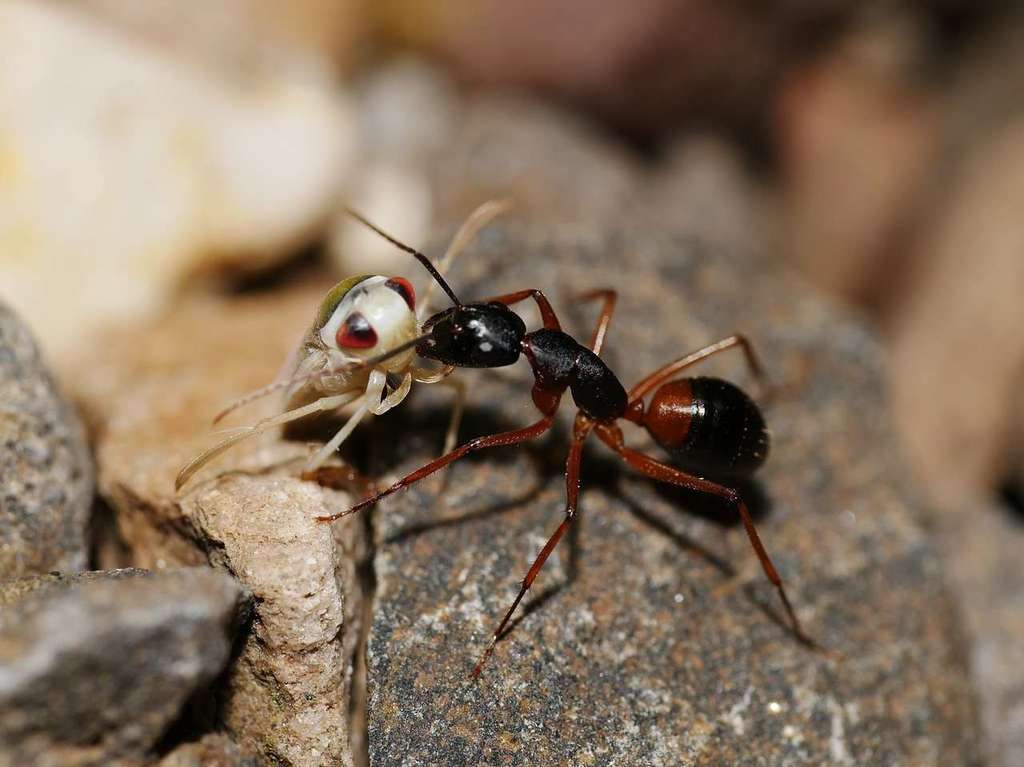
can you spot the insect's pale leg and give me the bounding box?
[472,415,593,677]
[176,392,357,491]
[439,376,466,456]
[304,399,372,472]
[372,372,412,416]
[418,199,512,320]
[304,369,386,469]
[411,364,454,385]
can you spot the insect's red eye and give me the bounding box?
[385,277,416,311]
[335,312,378,349]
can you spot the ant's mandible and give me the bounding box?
[314,209,816,678]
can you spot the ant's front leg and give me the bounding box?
[485,288,563,331]
[315,412,557,523]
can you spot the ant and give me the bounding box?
[313,209,819,678]
[174,201,510,492]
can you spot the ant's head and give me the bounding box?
[315,275,419,371]
[418,303,525,368]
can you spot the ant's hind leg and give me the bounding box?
[593,423,817,649]
[472,414,594,677]
[628,334,767,402]
[570,289,617,354]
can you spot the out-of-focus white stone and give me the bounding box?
[0,1,353,357]
[329,61,454,279]
[330,162,433,278]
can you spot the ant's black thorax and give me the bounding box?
[417,304,627,422]
[523,329,627,422]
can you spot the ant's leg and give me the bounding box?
[175,391,359,491]
[593,423,814,647]
[571,289,617,354]
[419,200,512,321]
[316,413,556,522]
[628,334,766,401]
[472,415,594,677]
[485,289,562,331]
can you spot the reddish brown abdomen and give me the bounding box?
[643,377,769,478]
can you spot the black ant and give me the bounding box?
[313,209,817,677]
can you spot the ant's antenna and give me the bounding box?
[344,207,462,307]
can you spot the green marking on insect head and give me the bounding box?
[315,275,375,329]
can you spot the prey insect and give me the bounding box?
[174,200,510,492]
[319,212,819,678]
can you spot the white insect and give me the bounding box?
[174,200,510,491]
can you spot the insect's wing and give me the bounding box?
[282,331,332,411]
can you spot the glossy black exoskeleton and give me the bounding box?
[317,206,822,679]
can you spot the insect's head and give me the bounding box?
[315,275,418,371]
[417,302,525,368]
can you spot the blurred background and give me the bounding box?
[2,0,1023,760]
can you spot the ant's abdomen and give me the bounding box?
[643,377,768,478]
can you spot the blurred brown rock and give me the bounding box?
[777,11,940,305]
[0,568,248,767]
[336,60,770,273]
[938,502,1024,767]
[363,221,980,765]
[0,301,93,578]
[333,61,644,278]
[373,0,855,136]
[70,281,366,767]
[888,10,1024,505]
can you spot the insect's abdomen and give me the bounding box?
[642,377,768,478]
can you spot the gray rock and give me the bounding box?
[0,567,249,767]
[0,300,93,577]
[938,500,1024,767]
[363,223,982,765]
[70,287,367,767]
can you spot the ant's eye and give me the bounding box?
[385,277,416,311]
[335,312,378,349]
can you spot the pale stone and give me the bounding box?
[0,1,353,358]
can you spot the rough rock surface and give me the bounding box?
[0,300,93,577]
[0,568,248,767]
[362,223,981,765]
[70,282,365,767]
[157,733,263,767]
